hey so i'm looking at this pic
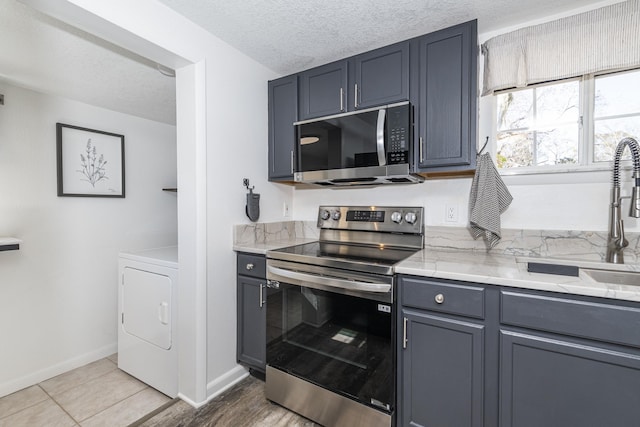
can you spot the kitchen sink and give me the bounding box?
[582,269,640,286]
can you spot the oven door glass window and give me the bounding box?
[267,282,394,413]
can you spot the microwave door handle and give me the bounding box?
[267,265,391,294]
[376,109,387,166]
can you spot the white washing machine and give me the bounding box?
[118,246,178,397]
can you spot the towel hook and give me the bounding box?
[478,136,489,156]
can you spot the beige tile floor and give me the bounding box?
[0,354,171,427]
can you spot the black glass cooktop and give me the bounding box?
[267,241,419,275]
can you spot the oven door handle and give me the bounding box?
[267,265,391,294]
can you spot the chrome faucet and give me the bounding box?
[606,137,640,263]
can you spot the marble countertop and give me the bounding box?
[396,249,640,303]
[234,237,640,303]
[233,238,317,255]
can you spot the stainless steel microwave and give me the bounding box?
[293,101,423,186]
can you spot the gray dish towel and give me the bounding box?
[469,153,513,249]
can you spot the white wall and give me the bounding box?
[0,81,177,397]
[21,0,294,404]
[293,0,639,234]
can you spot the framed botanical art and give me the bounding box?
[56,123,125,197]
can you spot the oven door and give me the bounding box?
[266,259,395,414]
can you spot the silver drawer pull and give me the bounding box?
[434,293,445,304]
[246,263,254,270]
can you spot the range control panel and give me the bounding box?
[317,205,423,234]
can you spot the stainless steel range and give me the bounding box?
[265,205,424,427]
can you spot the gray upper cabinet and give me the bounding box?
[350,41,410,111]
[270,21,477,182]
[298,60,348,120]
[298,42,410,120]
[268,75,298,181]
[412,20,477,174]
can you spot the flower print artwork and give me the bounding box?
[57,123,125,197]
[78,139,109,187]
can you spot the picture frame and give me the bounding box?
[56,123,125,197]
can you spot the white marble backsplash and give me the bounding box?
[234,221,640,264]
[426,226,640,263]
[234,221,319,246]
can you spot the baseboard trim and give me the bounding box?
[179,365,249,408]
[0,342,117,398]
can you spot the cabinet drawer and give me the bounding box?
[237,253,266,279]
[401,277,485,319]
[501,290,640,348]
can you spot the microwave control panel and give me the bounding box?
[387,105,411,165]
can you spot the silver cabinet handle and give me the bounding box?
[403,317,408,349]
[339,87,344,112]
[354,83,359,108]
[246,263,254,270]
[435,293,445,304]
[290,150,294,173]
[420,137,425,163]
[259,283,264,308]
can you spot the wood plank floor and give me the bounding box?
[132,374,318,427]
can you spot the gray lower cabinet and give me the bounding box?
[499,289,640,427]
[398,275,640,427]
[499,330,640,427]
[268,75,298,181]
[400,309,484,427]
[237,253,267,372]
[398,276,491,427]
[411,19,477,174]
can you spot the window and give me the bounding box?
[593,70,640,162]
[495,68,640,171]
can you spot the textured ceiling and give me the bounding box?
[0,0,176,125]
[157,0,607,75]
[1,0,611,126]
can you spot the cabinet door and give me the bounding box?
[268,75,297,181]
[500,330,640,427]
[299,60,348,120]
[414,20,477,172]
[352,42,409,110]
[400,309,484,427]
[237,275,266,371]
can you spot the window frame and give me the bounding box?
[491,68,640,177]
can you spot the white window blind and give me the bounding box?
[482,0,640,96]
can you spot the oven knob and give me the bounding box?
[331,210,341,221]
[405,212,417,224]
[320,209,331,220]
[391,211,403,224]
